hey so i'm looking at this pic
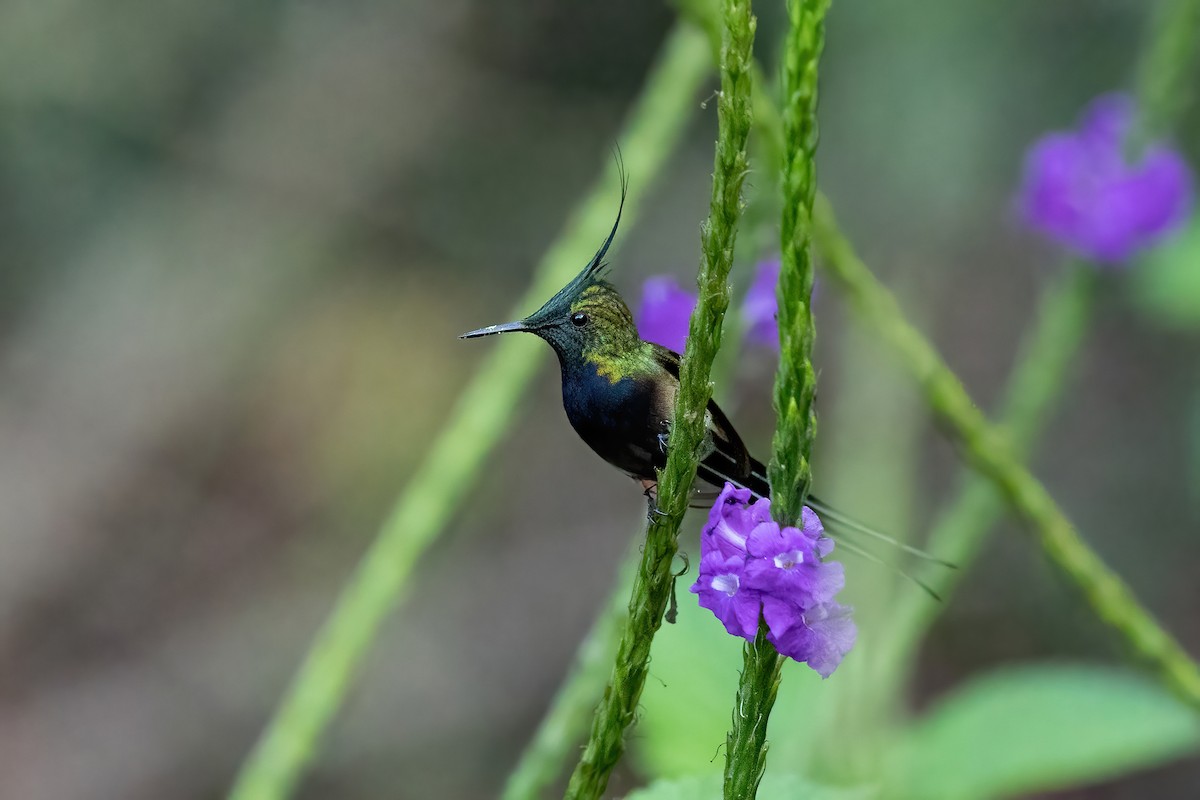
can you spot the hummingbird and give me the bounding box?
[460,184,768,508]
[461,179,947,583]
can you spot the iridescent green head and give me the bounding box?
[460,179,642,371]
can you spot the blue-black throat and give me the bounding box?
[461,183,950,596]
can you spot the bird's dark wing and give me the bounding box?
[647,344,770,499]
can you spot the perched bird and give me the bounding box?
[460,186,766,505]
[461,180,946,581]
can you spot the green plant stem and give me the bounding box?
[1135,0,1200,144]
[723,1,826,798]
[877,266,1095,689]
[563,4,757,797]
[501,544,638,800]
[502,315,752,800]
[878,0,1200,697]
[726,630,786,797]
[812,194,1200,709]
[937,264,1095,564]
[767,0,825,526]
[227,23,713,800]
[676,0,786,172]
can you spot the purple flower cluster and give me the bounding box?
[1018,93,1193,265]
[636,259,787,353]
[690,483,855,677]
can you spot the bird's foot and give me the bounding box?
[645,493,668,523]
[640,480,669,522]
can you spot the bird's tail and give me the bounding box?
[744,457,953,600]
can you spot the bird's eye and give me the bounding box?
[571,312,589,327]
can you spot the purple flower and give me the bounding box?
[694,549,761,639]
[703,482,771,558]
[1018,93,1194,265]
[636,276,696,352]
[765,600,857,679]
[690,483,855,677]
[637,260,808,354]
[742,258,781,348]
[744,507,844,605]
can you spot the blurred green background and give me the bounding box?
[1,1,1198,798]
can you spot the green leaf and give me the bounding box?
[1132,217,1200,328]
[892,664,1200,799]
[625,772,876,800]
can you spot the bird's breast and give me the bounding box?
[560,363,661,478]
[561,364,644,429]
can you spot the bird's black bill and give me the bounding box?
[459,320,531,339]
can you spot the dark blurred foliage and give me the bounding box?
[0,1,1197,798]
